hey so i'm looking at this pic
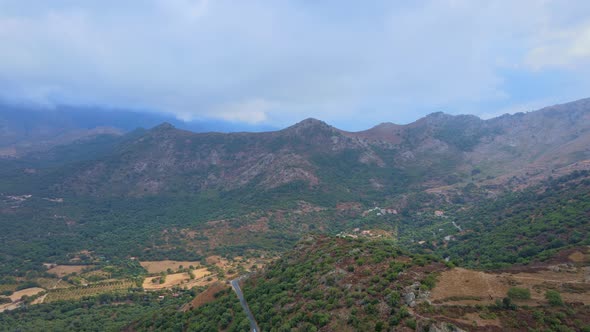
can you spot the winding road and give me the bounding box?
[231,277,261,332]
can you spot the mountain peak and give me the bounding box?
[294,118,328,127]
[411,112,482,128]
[346,122,403,144]
[282,118,333,133]
[370,122,401,130]
[152,122,176,131]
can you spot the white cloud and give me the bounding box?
[212,99,273,124]
[0,1,589,128]
[526,22,590,70]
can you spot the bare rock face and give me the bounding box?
[404,291,416,307]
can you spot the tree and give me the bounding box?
[545,290,563,306]
[498,297,517,310]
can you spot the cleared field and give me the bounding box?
[82,270,111,279]
[47,265,92,277]
[185,277,216,289]
[431,266,590,306]
[44,280,135,302]
[140,260,201,274]
[183,282,228,311]
[36,277,68,289]
[191,268,211,279]
[205,255,225,267]
[143,272,191,290]
[10,287,45,301]
[431,268,507,305]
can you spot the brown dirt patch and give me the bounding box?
[140,260,202,274]
[456,312,501,328]
[205,255,222,265]
[394,256,412,264]
[569,251,586,263]
[183,282,229,311]
[546,246,590,265]
[47,265,91,278]
[10,287,45,301]
[143,272,191,290]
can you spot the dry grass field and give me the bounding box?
[191,268,211,279]
[46,265,92,278]
[184,277,217,289]
[9,287,45,301]
[431,265,590,306]
[143,272,191,290]
[0,302,20,313]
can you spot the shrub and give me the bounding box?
[311,313,330,326]
[499,297,517,310]
[15,281,41,291]
[374,321,384,332]
[545,290,563,306]
[508,287,531,300]
[405,318,417,329]
[421,273,438,290]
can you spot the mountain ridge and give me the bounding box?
[1,97,587,200]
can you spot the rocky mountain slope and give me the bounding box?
[12,97,587,200]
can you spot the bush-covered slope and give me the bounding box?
[443,171,590,269]
[139,235,445,332]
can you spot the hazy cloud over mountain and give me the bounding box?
[1,0,590,129]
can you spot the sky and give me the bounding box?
[1,0,590,130]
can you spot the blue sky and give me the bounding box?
[1,0,590,130]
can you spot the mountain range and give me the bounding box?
[4,98,589,200]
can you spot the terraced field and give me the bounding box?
[44,280,135,303]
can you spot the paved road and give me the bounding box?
[231,278,261,332]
